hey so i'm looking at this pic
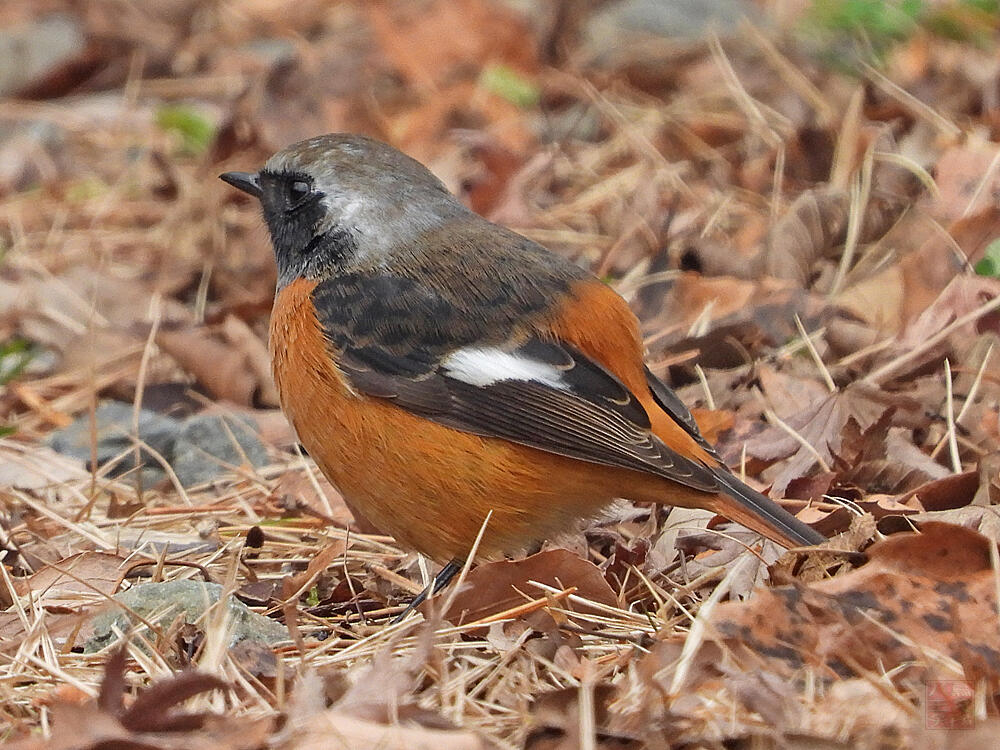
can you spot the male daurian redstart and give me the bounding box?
[221,134,825,603]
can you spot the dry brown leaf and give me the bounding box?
[270,467,355,528]
[289,711,486,750]
[1,551,129,649]
[14,550,126,599]
[651,272,757,334]
[0,441,87,489]
[526,685,640,750]
[833,263,906,334]
[762,187,906,286]
[808,678,916,745]
[0,605,99,655]
[155,325,258,406]
[934,142,1000,221]
[441,549,618,627]
[892,275,1000,369]
[220,315,279,406]
[896,469,980,512]
[282,637,484,748]
[6,648,266,750]
[697,522,1000,683]
[832,417,943,497]
[366,0,537,92]
[750,383,915,494]
[757,365,830,420]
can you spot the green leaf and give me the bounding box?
[0,339,34,385]
[306,585,320,607]
[156,105,215,155]
[974,238,1000,277]
[479,65,540,108]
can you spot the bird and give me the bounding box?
[220,134,825,608]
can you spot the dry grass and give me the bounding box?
[3,2,1000,747]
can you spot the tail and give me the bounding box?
[710,470,826,547]
[641,367,824,548]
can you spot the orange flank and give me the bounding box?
[271,277,809,563]
[548,279,719,467]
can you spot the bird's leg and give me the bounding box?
[391,558,464,624]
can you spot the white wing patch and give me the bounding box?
[442,347,568,389]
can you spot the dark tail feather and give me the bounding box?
[711,470,826,547]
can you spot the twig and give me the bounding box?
[862,62,961,139]
[694,364,716,410]
[794,314,836,392]
[828,146,874,298]
[864,293,1000,384]
[944,360,962,474]
[764,409,832,473]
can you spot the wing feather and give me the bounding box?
[314,273,720,493]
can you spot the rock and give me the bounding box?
[0,15,86,97]
[46,401,180,487]
[170,413,270,487]
[47,403,271,488]
[582,0,760,62]
[84,580,288,653]
[0,120,67,194]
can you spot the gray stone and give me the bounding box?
[85,580,288,653]
[582,0,760,62]
[170,414,270,487]
[0,120,67,194]
[47,404,271,488]
[0,15,86,97]
[46,401,180,485]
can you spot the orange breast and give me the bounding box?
[269,278,643,562]
[269,275,808,558]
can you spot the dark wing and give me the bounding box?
[312,273,719,492]
[643,365,721,459]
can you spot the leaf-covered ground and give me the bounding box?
[2,1,1000,748]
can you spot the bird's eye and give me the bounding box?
[288,180,311,205]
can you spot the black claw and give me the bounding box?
[391,559,464,624]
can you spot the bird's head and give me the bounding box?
[221,134,465,287]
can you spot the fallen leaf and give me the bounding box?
[700,523,1000,683]
[441,549,618,627]
[762,187,906,287]
[220,315,279,406]
[0,441,87,489]
[289,711,486,750]
[934,141,1000,220]
[366,0,537,92]
[750,383,915,494]
[14,550,126,599]
[156,325,259,406]
[896,469,979,512]
[270,466,355,528]
[6,648,269,750]
[526,685,641,750]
